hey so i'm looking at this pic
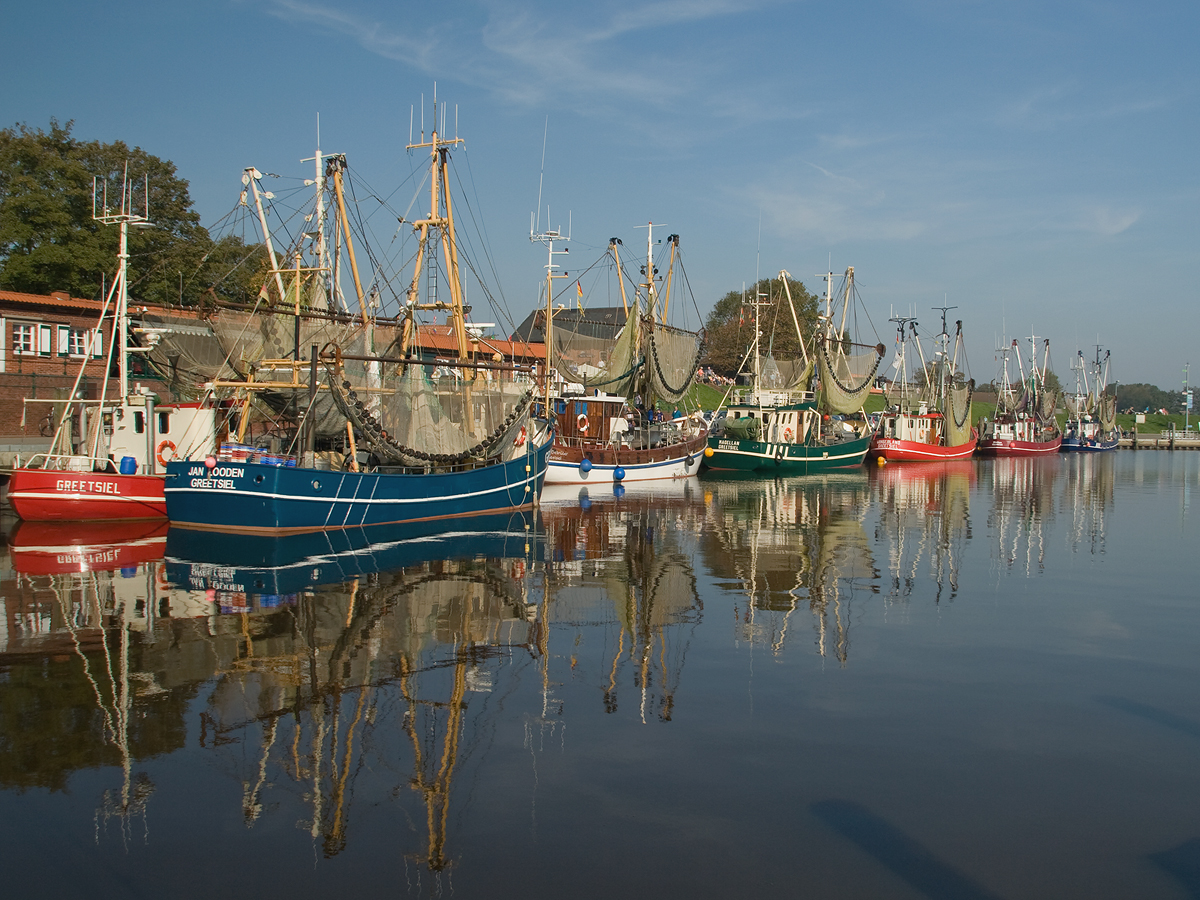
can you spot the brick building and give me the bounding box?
[0,290,122,463]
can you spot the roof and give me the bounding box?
[406,327,545,362]
[510,306,628,343]
[0,290,104,313]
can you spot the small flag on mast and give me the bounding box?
[577,281,583,312]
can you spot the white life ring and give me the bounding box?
[513,426,527,447]
[577,413,590,434]
[156,440,177,467]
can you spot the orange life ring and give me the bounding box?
[156,440,177,466]
[783,427,793,442]
[577,413,589,434]
[513,425,527,447]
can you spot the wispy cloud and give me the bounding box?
[997,81,1169,129]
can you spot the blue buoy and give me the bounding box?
[580,458,593,473]
[613,466,626,481]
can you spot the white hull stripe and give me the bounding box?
[165,473,539,506]
[8,491,165,504]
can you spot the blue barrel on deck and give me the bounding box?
[119,456,137,475]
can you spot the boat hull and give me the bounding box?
[1060,434,1119,452]
[9,519,168,575]
[869,431,979,462]
[7,469,166,521]
[546,431,708,484]
[164,441,551,534]
[703,433,872,473]
[976,434,1063,457]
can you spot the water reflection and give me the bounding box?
[540,481,705,722]
[701,473,876,662]
[986,457,1060,576]
[1061,453,1115,554]
[870,461,974,603]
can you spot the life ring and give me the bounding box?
[577,413,590,434]
[156,440,177,466]
[783,427,793,442]
[513,426,527,447]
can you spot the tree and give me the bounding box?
[0,119,253,307]
[701,275,818,375]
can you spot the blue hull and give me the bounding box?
[164,512,535,596]
[1060,435,1119,452]
[164,441,551,534]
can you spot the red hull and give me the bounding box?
[869,430,978,462]
[975,434,1063,457]
[7,469,166,521]
[9,519,168,575]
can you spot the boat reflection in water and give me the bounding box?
[164,513,537,874]
[870,460,975,603]
[986,456,1061,576]
[3,523,171,844]
[538,481,706,722]
[1061,452,1114,554]
[700,472,876,663]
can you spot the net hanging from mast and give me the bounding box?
[945,379,974,447]
[645,319,703,404]
[817,343,882,414]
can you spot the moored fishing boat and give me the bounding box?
[976,335,1061,456]
[704,267,881,473]
[165,104,551,533]
[537,227,707,485]
[1061,346,1118,452]
[7,178,220,521]
[870,309,976,461]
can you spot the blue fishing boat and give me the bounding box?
[164,104,552,533]
[1061,346,1118,452]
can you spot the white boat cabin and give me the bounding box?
[878,408,944,446]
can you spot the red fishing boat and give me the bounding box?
[7,179,218,522]
[976,336,1061,457]
[870,312,977,462]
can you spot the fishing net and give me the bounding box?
[945,378,974,447]
[328,363,534,467]
[818,343,882,414]
[646,319,703,404]
[547,306,638,396]
[1098,393,1117,430]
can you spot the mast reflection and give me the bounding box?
[870,461,974,603]
[701,473,876,663]
[986,456,1060,575]
[539,481,705,722]
[1061,453,1114,554]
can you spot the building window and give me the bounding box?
[13,322,41,355]
[68,329,88,357]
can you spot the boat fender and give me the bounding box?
[684,455,693,467]
[577,413,590,434]
[704,446,714,458]
[580,458,593,473]
[156,440,177,466]
[513,426,527,447]
[774,445,785,463]
[613,466,626,481]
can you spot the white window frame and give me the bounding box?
[12,321,37,356]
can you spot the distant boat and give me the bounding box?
[1061,346,1118,452]
[976,335,1062,457]
[703,266,880,474]
[165,106,552,534]
[538,227,708,485]
[869,310,977,462]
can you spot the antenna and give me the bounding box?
[535,117,548,235]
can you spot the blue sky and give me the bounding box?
[7,0,1198,392]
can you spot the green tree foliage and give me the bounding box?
[0,119,261,307]
[701,275,818,375]
[1117,383,1177,413]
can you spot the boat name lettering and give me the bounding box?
[188,465,244,478]
[718,440,741,450]
[191,477,237,490]
[55,550,119,566]
[55,479,122,495]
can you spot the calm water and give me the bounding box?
[1,451,1198,899]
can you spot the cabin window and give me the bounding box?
[134,411,145,434]
[158,412,170,434]
[574,400,587,417]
